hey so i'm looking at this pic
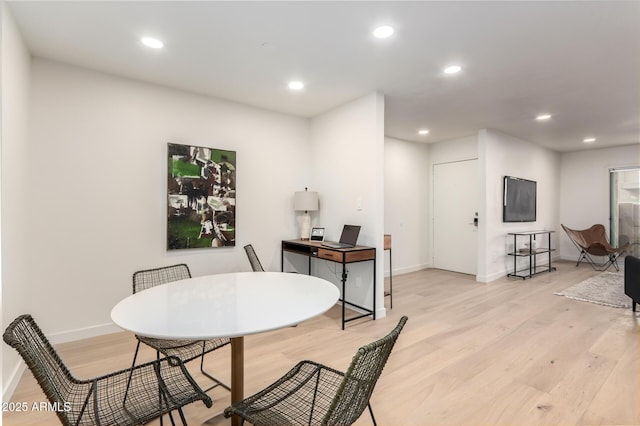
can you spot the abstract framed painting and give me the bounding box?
[167,143,236,249]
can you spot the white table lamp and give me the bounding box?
[294,188,319,240]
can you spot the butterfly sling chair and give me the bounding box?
[3,314,212,426]
[224,316,408,426]
[561,224,629,272]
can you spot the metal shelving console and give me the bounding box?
[507,230,556,279]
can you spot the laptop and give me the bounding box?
[322,225,361,249]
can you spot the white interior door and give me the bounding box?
[433,159,478,275]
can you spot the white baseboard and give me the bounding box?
[385,263,431,277]
[477,270,507,283]
[334,301,386,322]
[478,254,563,283]
[48,322,122,345]
[3,361,27,402]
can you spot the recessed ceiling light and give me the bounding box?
[373,26,394,39]
[536,114,552,121]
[583,137,596,143]
[141,37,164,49]
[418,129,430,135]
[443,65,462,74]
[288,81,304,90]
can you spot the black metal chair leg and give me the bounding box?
[177,406,188,426]
[156,350,178,426]
[611,254,620,271]
[368,403,377,426]
[154,360,177,426]
[167,412,176,426]
[124,341,142,401]
[200,366,231,392]
[127,343,180,426]
[199,342,231,392]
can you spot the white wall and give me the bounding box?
[384,136,429,274]
[428,135,478,165]
[1,3,32,397]
[559,144,640,260]
[308,93,385,317]
[479,129,561,282]
[26,59,311,341]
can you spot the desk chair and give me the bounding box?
[130,264,230,391]
[244,244,264,272]
[4,314,212,426]
[244,245,299,328]
[224,316,408,426]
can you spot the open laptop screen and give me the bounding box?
[339,225,361,246]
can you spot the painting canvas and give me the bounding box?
[167,143,236,249]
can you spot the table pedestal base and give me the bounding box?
[230,337,244,426]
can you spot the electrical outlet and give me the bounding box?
[356,197,363,210]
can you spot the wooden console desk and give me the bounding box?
[281,239,376,329]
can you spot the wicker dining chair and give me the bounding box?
[131,264,231,393]
[3,314,212,426]
[243,244,265,272]
[224,316,408,426]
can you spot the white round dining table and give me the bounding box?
[111,271,339,425]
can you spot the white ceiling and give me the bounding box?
[7,1,640,152]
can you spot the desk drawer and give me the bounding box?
[317,249,344,262]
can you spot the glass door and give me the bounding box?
[610,167,640,257]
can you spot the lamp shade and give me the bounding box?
[294,190,319,212]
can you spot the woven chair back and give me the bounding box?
[323,316,408,425]
[3,315,77,426]
[244,244,265,272]
[132,263,191,294]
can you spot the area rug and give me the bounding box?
[554,271,631,308]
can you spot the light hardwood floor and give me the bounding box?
[4,260,639,425]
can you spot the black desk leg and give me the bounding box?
[373,258,376,320]
[389,248,393,309]
[341,262,347,330]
